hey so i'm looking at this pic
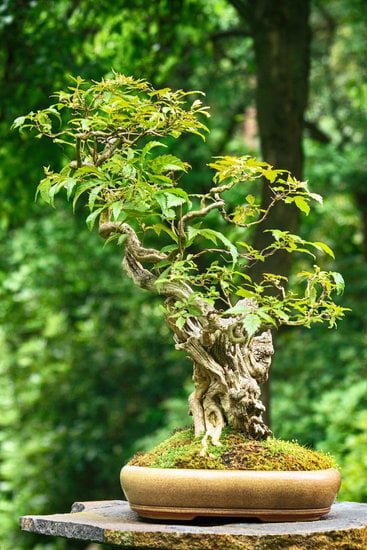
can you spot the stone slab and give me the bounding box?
[20,500,367,549]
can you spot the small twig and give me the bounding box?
[191,248,229,259]
[75,137,81,167]
[96,138,123,167]
[178,200,224,237]
[219,195,280,229]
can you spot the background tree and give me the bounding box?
[229,0,311,283]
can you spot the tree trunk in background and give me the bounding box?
[230,0,311,424]
[247,0,311,280]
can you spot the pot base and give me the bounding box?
[131,504,332,522]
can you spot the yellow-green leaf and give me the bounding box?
[312,241,335,259]
[294,196,310,215]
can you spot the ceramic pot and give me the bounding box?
[120,465,341,522]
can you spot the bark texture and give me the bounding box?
[99,221,274,446]
[177,319,273,451]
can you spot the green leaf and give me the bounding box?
[150,224,178,243]
[195,228,238,267]
[66,178,77,199]
[196,228,217,244]
[74,165,101,177]
[142,141,166,157]
[154,189,190,218]
[12,116,27,129]
[163,195,184,211]
[164,187,191,203]
[72,182,95,210]
[87,183,105,209]
[36,176,53,204]
[146,173,173,186]
[46,105,62,124]
[267,229,288,241]
[155,266,172,291]
[262,169,279,183]
[234,272,253,282]
[48,182,63,205]
[294,248,316,258]
[160,244,179,253]
[86,207,105,230]
[226,304,249,315]
[294,196,310,215]
[154,259,172,269]
[35,111,52,132]
[242,313,262,337]
[331,272,345,295]
[151,154,189,174]
[236,288,257,299]
[309,192,323,204]
[311,241,335,259]
[112,201,123,220]
[176,316,186,330]
[257,309,277,326]
[187,304,202,316]
[274,308,291,322]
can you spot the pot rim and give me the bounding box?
[122,464,340,474]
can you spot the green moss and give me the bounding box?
[129,428,338,471]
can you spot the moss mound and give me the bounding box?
[130,428,338,471]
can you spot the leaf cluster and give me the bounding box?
[14,74,348,337]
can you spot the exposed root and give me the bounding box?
[188,390,206,437]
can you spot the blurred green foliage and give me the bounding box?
[0,208,189,549]
[1,0,367,548]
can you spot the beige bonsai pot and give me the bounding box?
[121,464,341,522]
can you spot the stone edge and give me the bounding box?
[20,516,105,543]
[20,501,367,549]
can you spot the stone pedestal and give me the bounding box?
[20,500,367,549]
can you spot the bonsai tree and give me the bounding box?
[14,74,347,456]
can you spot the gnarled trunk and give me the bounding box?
[100,221,274,448]
[171,316,273,452]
